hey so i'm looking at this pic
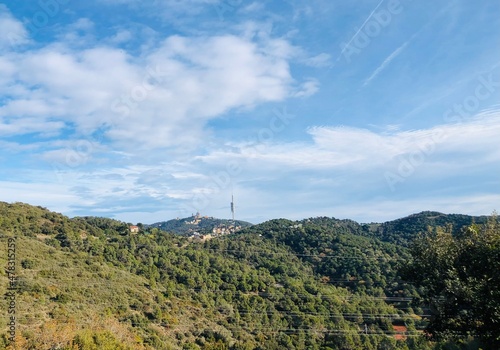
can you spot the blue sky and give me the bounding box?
[0,0,499,224]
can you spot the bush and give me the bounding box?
[21,259,37,269]
[73,330,130,350]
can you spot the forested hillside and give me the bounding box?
[366,211,489,247]
[149,216,252,236]
[0,202,496,349]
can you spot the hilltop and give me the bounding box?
[148,213,253,236]
[291,211,488,246]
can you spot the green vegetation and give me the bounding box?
[366,211,488,247]
[149,215,253,235]
[401,215,500,347]
[0,201,497,349]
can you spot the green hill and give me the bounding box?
[149,215,253,236]
[367,211,488,246]
[0,201,492,349]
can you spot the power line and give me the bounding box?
[8,320,426,337]
[206,248,407,260]
[188,289,415,301]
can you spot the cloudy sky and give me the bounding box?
[1,1,499,224]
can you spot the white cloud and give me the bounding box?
[98,0,223,20]
[294,78,320,97]
[0,117,65,137]
[197,110,500,172]
[2,2,497,225]
[302,53,332,68]
[0,141,39,153]
[70,18,94,31]
[311,193,500,223]
[0,181,83,213]
[0,5,29,49]
[1,25,308,149]
[108,29,132,44]
[14,109,495,222]
[240,2,265,14]
[3,110,498,223]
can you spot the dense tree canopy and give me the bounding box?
[0,202,495,349]
[401,216,500,347]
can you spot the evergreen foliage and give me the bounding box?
[401,216,500,347]
[0,201,495,349]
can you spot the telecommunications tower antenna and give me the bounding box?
[230,194,235,222]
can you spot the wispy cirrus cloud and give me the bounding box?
[335,0,386,62]
[362,40,409,87]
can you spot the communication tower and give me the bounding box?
[230,195,235,222]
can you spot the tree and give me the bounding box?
[401,216,500,347]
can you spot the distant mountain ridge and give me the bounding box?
[368,210,489,246]
[148,210,488,239]
[235,210,489,247]
[0,201,485,241]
